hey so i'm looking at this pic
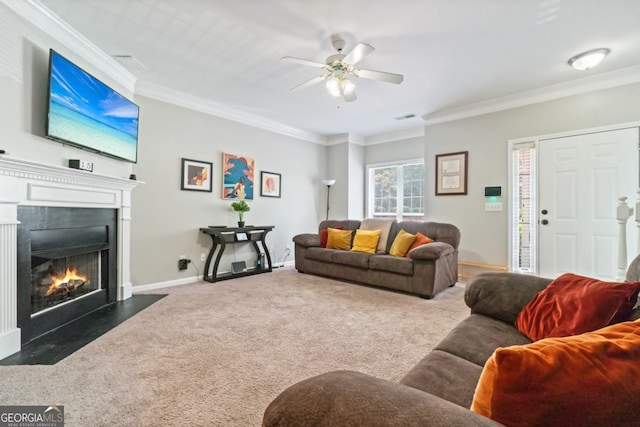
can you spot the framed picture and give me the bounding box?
[260,171,281,198]
[181,158,212,192]
[222,153,255,200]
[435,151,468,195]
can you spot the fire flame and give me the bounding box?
[46,268,88,296]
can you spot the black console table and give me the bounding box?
[200,226,274,282]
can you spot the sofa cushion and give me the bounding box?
[305,247,338,263]
[471,319,640,427]
[360,218,396,254]
[405,232,434,258]
[434,314,531,367]
[389,229,417,257]
[326,228,353,250]
[351,229,381,254]
[400,350,483,409]
[515,273,640,341]
[332,251,371,269]
[369,255,414,276]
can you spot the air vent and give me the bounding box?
[393,114,416,121]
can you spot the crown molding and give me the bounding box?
[135,80,326,145]
[422,65,640,126]
[3,0,136,93]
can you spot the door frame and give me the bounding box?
[507,121,640,274]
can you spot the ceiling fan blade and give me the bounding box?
[281,56,326,68]
[342,43,375,66]
[290,75,327,91]
[344,88,357,102]
[354,68,404,84]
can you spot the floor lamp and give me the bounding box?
[322,179,336,220]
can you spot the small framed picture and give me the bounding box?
[435,151,468,195]
[235,232,248,241]
[260,171,281,198]
[181,158,213,192]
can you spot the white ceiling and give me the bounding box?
[35,0,640,142]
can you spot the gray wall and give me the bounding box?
[365,136,425,165]
[131,96,326,286]
[424,83,640,265]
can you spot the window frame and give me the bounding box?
[366,158,425,221]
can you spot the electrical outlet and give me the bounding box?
[286,243,291,250]
[200,253,206,262]
[179,255,186,259]
[178,258,190,270]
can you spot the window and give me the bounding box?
[367,160,424,221]
[511,143,536,272]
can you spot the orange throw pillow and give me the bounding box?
[404,232,434,258]
[515,273,640,341]
[471,320,640,427]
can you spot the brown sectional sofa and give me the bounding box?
[292,219,461,299]
[263,261,640,426]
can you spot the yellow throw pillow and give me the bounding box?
[326,228,353,250]
[389,229,417,257]
[351,229,381,254]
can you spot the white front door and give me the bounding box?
[538,128,638,280]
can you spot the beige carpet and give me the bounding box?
[0,267,469,426]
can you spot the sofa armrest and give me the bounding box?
[465,272,552,324]
[292,233,320,248]
[408,242,453,261]
[263,371,502,427]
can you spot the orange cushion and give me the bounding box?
[404,232,434,258]
[515,273,640,341]
[325,228,352,251]
[471,319,640,427]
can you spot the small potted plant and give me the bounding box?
[231,200,250,227]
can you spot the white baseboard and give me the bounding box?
[0,328,21,360]
[133,275,200,293]
[132,262,295,294]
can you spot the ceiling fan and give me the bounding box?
[282,38,404,102]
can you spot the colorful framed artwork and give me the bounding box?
[181,158,212,192]
[260,171,281,198]
[435,151,468,195]
[222,153,255,200]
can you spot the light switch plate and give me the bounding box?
[485,202,503,212]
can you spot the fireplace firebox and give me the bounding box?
[17,207,117,343]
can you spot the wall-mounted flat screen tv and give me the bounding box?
[46,49,139,163]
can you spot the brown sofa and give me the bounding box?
[292,219,461,299]
[263,261,640,426]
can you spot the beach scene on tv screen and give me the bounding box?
[48,51,139,162]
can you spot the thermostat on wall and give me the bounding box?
[69,159,93,172]
[484,186,502,197]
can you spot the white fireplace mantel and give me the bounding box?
[0,155,142,359]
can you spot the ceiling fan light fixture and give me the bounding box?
[326,76,341,96]
[342,78,355,95]
[568,48,610,71]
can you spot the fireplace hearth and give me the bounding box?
[17,206,117,343]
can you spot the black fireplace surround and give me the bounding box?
[17,206,118,343]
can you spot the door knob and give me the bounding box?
[541,219,549,225]
[541,209,548,215]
